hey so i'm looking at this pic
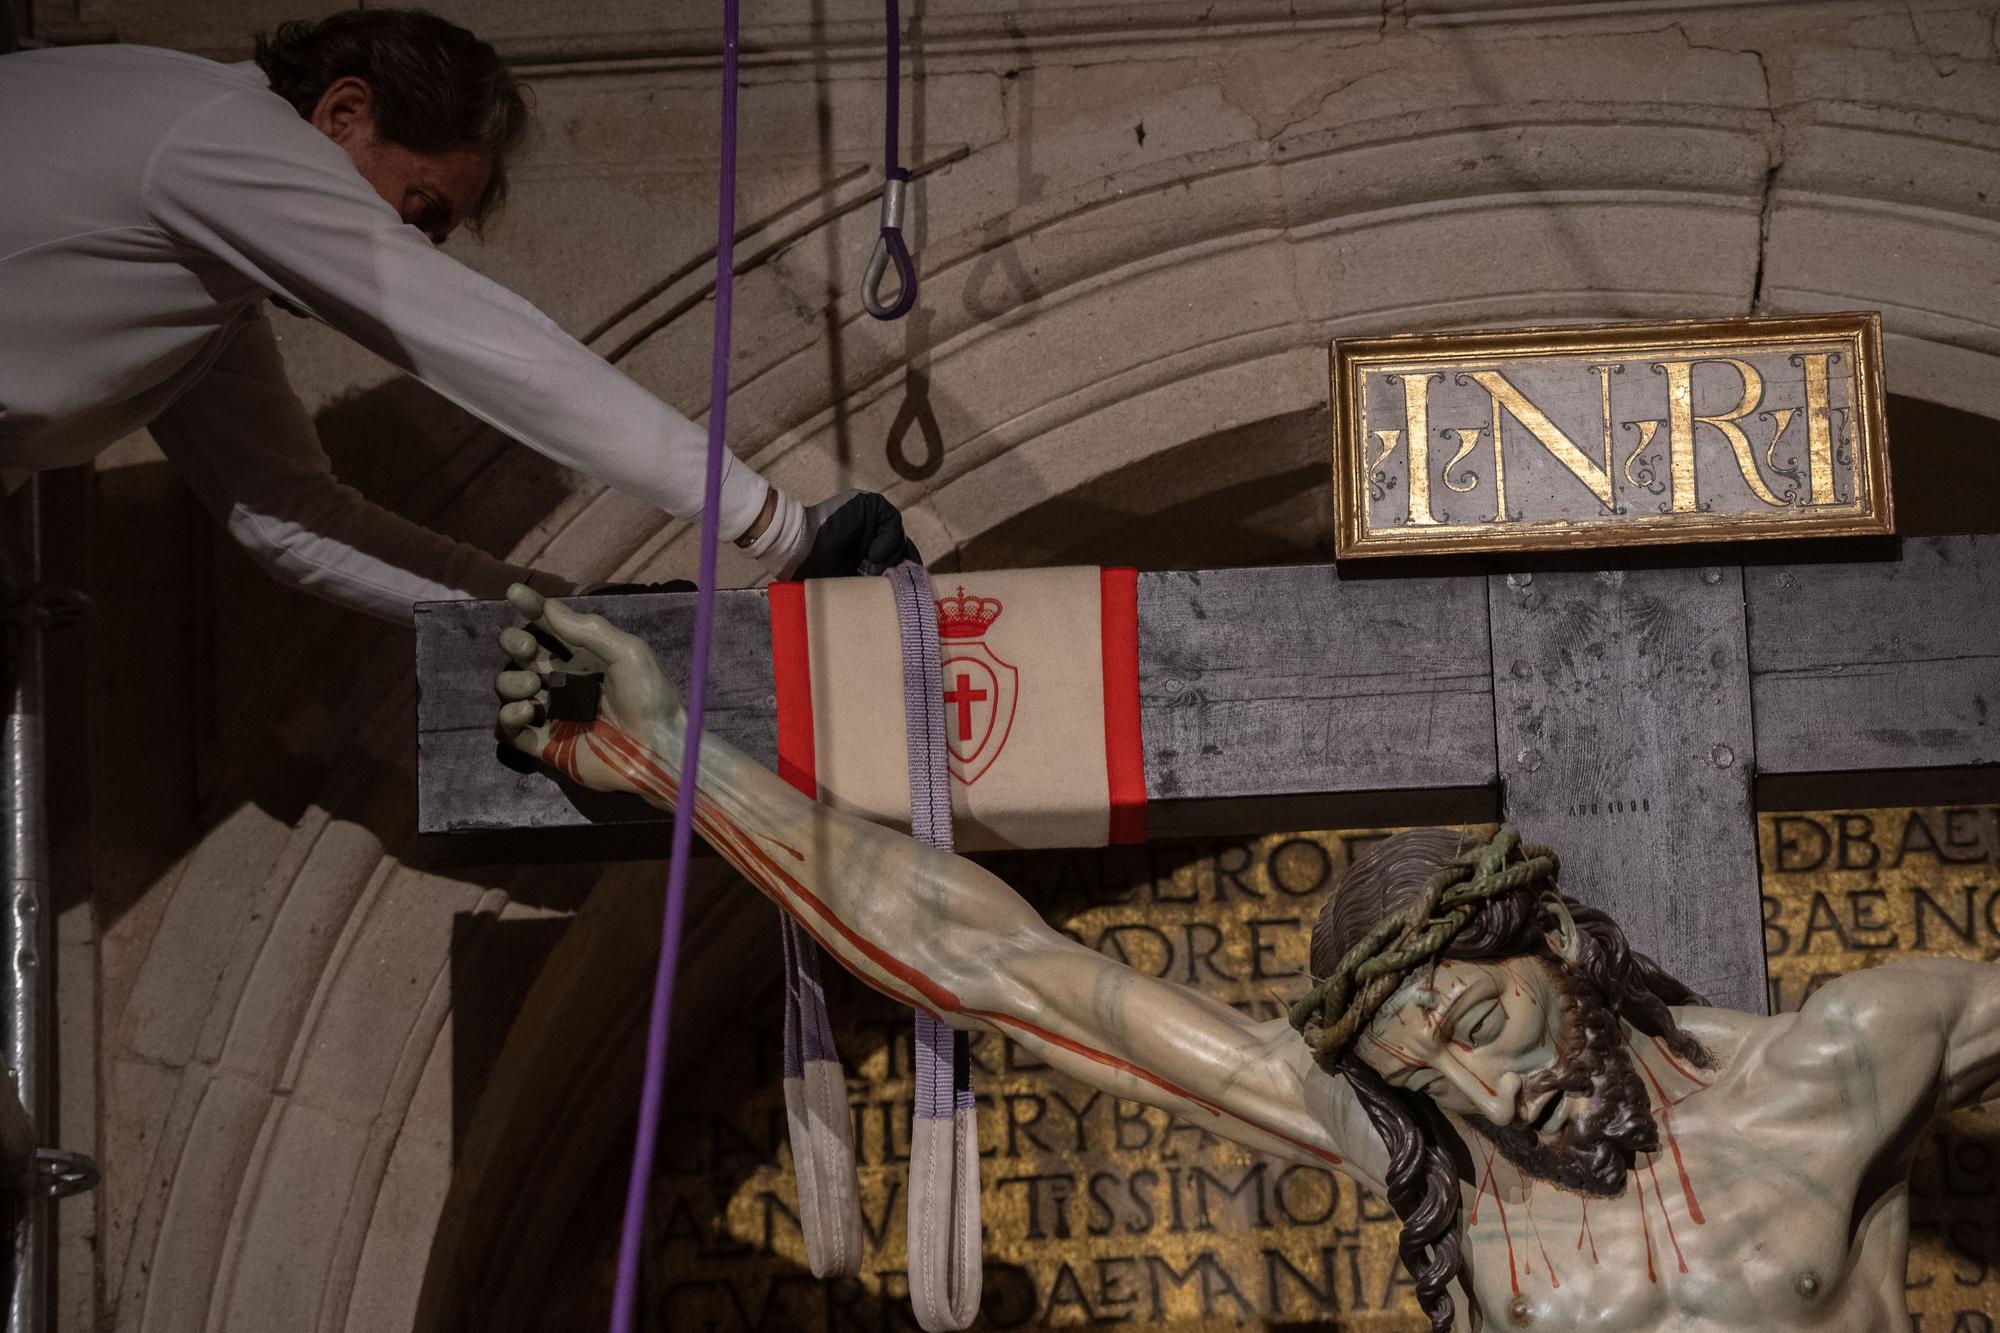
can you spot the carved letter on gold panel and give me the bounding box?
[1383,372,1442,527]
[1796,351,1840,505]
[1654,357,1787,510]
[1459,369,1614,509]
[1331,312,1891,559]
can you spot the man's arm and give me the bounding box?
[150,309,562,624]
[496,587,1388,1187]
[139,85,803,569]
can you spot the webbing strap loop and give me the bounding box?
[887,562,982,1331]
[780,914,863,1276]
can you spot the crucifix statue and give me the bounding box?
[494,584,1997,1332]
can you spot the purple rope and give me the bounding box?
[883,0,901,177]
[862,0,917,320]
[608,1,739,1328]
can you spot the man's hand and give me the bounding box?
[789,489,920,579]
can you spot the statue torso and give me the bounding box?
[1453,1010,1921,1331]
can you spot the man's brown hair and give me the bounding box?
[255,8,528,229]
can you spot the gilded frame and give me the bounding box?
[1330,312,1893,560]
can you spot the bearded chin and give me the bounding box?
[1463,961,1658,1198]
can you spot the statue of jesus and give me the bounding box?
[493,585,1996,1332]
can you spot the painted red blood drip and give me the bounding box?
[1444,1047,1498,1097]
[1651,1036,1713,1090]
[572,717,1345,1168]
[542,720,594,782]
[1471,1150,1518,1293]
[1646,1158,1689,1274]
[1634,1164,1658,1283]
[1490,1160,1518,1294]
[1363,1034,1429,1077]
[1525,1187,1560,1289]
[1635,1048,1707,1224]
[1577,1200,1598,1263]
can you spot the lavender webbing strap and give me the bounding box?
[888,563,982,1330]
[779,904,861,1277]
[890,564,973,1115]
[889,564,952,854]
[780,915,840,1077]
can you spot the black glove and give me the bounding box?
[791,490,920,579]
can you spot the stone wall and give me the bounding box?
[34,0,2000,1328]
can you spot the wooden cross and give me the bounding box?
[415,535,2000,1015]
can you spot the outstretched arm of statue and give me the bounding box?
[1780,957,2000,1125]
[494,586,1387,1187]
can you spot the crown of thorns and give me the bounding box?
[1288,826,1560,1071]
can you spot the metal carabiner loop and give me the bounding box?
[862,171,917,321]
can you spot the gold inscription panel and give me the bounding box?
[570,810,2000,1330]
[1331,313,1892,559]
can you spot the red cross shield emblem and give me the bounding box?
[935,586,1019,786]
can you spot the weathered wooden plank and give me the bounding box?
[1748,536,2000,776]
[416,566,1503,851]
[417,537,2000,887]
[1490,566,1766,1015]
[1136,565,1497,817]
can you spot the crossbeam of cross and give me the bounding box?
[415,535,2000,1015]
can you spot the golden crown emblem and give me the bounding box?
[936,586,1003,639]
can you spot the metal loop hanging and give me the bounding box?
[863,171,917,320]
[861,0,918,321]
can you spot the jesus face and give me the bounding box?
[1353,953,1658,1196]
[1355,956,1568,1125]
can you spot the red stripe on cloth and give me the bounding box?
[1099,567,1146,843]
[767,581,818,797]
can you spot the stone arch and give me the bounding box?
[512,22,2000,587]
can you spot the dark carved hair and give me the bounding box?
[255,9,528,228]
[1310,828,1712,1333]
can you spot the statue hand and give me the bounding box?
[495,583,685,800]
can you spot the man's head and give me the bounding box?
[1299,828,1712,1333]
[256,9,527,241]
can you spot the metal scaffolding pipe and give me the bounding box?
[3,479,50,1333]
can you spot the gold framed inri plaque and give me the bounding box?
[1331,312,1892,559]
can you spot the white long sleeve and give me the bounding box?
[150,311,558,624]
[0,46,780,555]
[138,79,772,542]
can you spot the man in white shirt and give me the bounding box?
[0,10,916,624]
